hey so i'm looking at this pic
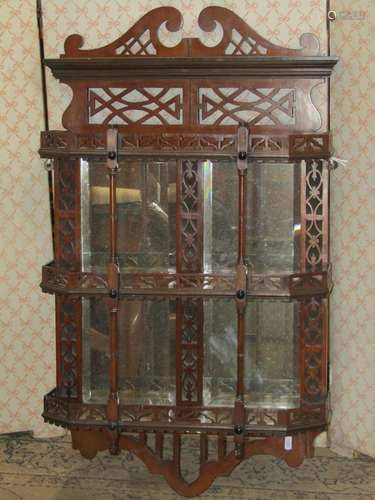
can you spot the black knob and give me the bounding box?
[108,151,116,160]
[236,289,246,300]
[109,288,117,298]
[234,425,243,435]
[238,151,247,160]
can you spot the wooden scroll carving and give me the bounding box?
[63,6,320,58]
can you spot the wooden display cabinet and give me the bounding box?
[40,7,338,496]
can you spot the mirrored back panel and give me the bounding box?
[81,159,300,275]
[83,297,300,409]
[247,162,300,273]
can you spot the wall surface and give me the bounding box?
[329,0,375,458]
[0,1,55,436]
[2,0,373,459]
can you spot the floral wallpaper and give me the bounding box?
[329,0,375,458]
[0,0,373,458]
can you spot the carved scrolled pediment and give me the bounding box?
[63,6,319,58]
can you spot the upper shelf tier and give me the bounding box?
[44,6,338,80]
[43,7,338,135]
[45,56,338,80]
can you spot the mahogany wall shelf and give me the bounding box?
[40,6,338,496]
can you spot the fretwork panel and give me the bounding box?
[89,87,183,125]
[198,87,295,126]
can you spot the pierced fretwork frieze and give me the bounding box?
[41,264,331,298]
[198,87,295,126]
[43,390,326,431]
[121,134,236,152]
[40,131,237,155]
[250,135,287,155]
[88,87,183,125]
[289,134,330,158]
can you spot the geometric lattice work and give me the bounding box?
[225,28,268,55]
[115,29,156,55]
[89,88,183,125]
[198,87,295,126]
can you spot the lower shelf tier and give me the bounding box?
[43,389,327,435]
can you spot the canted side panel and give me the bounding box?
[299,159,329,407]
[56,296,82,399]
[301,159,326,273]
[300,297,327,405]
[54,159,81,271]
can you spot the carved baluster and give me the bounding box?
[155,432,164,459]
[218,433,227,460]
[200,433,208,467]
[173,432,181,477]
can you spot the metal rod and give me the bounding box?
[36,0,55,256]
[36,0,49,131]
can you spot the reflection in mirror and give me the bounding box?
[82,297,109,403]
[82,298,175,404]
[81,158,177,272]
[247,163,300,273]
[203,159,237,273]
[204,299,300,408]
[244,300,300,408]
[203,299,237,406]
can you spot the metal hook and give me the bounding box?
[43,158,54,172]
[327,10,337,22]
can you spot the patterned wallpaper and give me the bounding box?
[329,0,375,458]
[0,0,373,458]
[0,1,55,436]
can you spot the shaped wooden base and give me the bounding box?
[71,429,320,497]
